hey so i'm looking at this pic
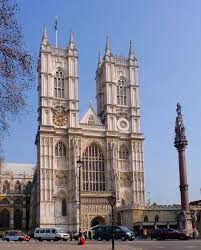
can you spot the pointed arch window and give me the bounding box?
[62,198,66,216]
[155,215,159,222]
[14,181,21,194]
[82,144,105,191]
[88,115,95,125]
[0,198,9,205]
[55,141,67,158]
[3,180,10,194]
[117,79,127,105]
[0,209,10,228]
[119,145,129,160]
[54,68,65,98]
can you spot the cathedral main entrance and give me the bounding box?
[90,216,105,227]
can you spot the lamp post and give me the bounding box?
[107,195,116,250]
[76,156,83,232]
[53,195,56,227]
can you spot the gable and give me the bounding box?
[80,105,103,126]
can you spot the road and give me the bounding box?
[0,239,201,250]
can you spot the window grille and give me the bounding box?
[117,79,127,105]
[54,69,64,98]
[119,145,129,160]
[82,144,105,191]
[55,141,67,158]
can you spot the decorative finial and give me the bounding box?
[42,25,48,45]
[54,16,58,47]
[129,40,135,61]
[105,35,111,56]
[69,31,75,49]
[129,40,134,54]
[97,52,102,68]
[174,103,188,150]
[89,99,93,107]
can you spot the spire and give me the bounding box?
[129,40,134,60]
[97,52,102,68]
[42,25,48,45]
[89,99,93,108]
[54,16,58,47]
[105,35,111,56]
[69,31,75,49]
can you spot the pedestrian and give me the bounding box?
[88,231,92,240]
[70,232,73,241]
[143,228,147,240]
[78,228,82,245]
[139,227,144,240]
[193,228,196,239]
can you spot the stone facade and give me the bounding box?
[33,28,145,232]
[117,203,201,234]
[0,162,34,230]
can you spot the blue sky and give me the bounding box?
[2,0,201,204]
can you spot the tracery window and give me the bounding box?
[88,115,95,125]
[14,198,23,206]
[55,141,67,158]
[144,215,148,222]
[3,180,10,194]
[117,79,127,105]
[119,145,129,160]
[54,68,64,98]
[82,144,105,192]
[62,198,66,216]
[14,181,21,194]
[0,198,9,205]
[155,215,159,222]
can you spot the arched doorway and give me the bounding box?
[14,209,22,229]
[91,216,105,227]
[0,209,10,228]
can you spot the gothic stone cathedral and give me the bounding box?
[34,28,145,232]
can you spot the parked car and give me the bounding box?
[34,227,70,241]
[151,228,189,240]
[94,225,135,241]
[3,231,30,242]
[72,232,79,240]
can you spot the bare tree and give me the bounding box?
[0,0,34,138]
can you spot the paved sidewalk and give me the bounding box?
[0,242,140,250]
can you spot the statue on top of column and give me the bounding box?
[174,103,188,150]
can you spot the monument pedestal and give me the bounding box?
[178,210,192,236]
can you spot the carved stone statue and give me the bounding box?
[174,103,188,150]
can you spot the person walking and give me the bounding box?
[143,228,147,240]
[70,232,73,241]
[88,231,92,240]
[139,226,144,240]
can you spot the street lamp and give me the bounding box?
[77,156,83,232]
[107,195,116,250]
[53,195,56,227]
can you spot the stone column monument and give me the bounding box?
[174,103,192,233]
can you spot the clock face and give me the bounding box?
[52,107,68,126]
[117,118,129,132]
